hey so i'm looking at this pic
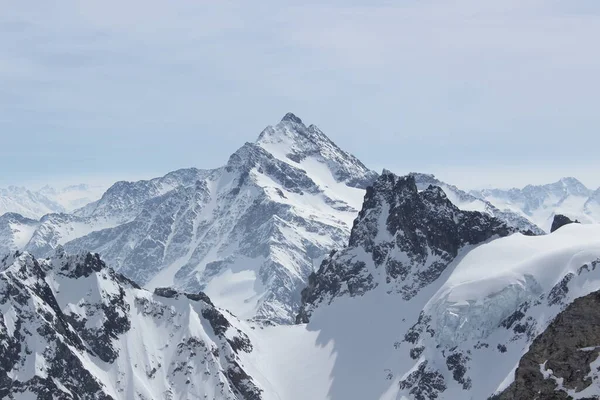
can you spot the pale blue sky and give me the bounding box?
[1,0,599,189]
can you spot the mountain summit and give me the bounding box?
[1,114,376,324]
[280,112,303,124]
[2,113,596,328]
[256,113,377,189]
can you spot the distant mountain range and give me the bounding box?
[1,114,599,326]
[0,184,106,219]
[2,169,599,400]
[471,177,600,232]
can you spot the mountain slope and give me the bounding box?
[60,113,376,324]
[3,169,600,400]
[411,173,543,235]
[293,171,600,399]
[0,187,65,220]
[471,177,599,232]
[0,213,39,256]
[0,250,261,400]
[0,184,105,220]
[494,288,600,399]
[297,171,519,322]
[74,168,209,223]
[39,184,107,212]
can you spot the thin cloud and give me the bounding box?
[0,0,599,188]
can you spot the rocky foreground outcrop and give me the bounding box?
[493,290,600,400]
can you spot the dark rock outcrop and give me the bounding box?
[0,251,262,399]
[493,290,600,399]
[550,214,579,233]
[297,172,519,323]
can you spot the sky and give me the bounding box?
[1,0,599,190]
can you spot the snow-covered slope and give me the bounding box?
[23,213,121,257]
[3,168,600,400]
[293,171,600,399]
[74,169,209,223]
[471,177,600,232]
[0,186,65,219]
[39,184,107,212]
[0,213,39,256]
[0,184,105,220]
[406,224,600,399]
[0,250,262,400]
[57,113,376,324]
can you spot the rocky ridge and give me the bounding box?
[493,289,600,399]
[297,171,519,322]
[0,249,261,400]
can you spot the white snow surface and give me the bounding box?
[289,224,600,400]
[471,177,600,232]
[0,186,65,220]
[38,184,107,212]
[0,184,105,220]
[1,251,263,400]
[3,181,600,398]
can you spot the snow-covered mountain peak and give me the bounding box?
[533,176,591,197]
[471,176,598,231]
[558,176,589,191]
[280,111,304,125]
[29,115,377,324]
[256,114,325,153]
[256,113,377,189]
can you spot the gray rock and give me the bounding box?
[550,214,579,233]
[298,172,520,323]
[493,290,600,400]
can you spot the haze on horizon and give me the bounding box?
[1,0,599,190]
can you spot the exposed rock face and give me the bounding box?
[494,290,600,400]
[550,214,579,233]
[410,173,543,235]
[1,115,554,326]
[0,251,261,400]
[26,113,375,324]
[297,171,517,322]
